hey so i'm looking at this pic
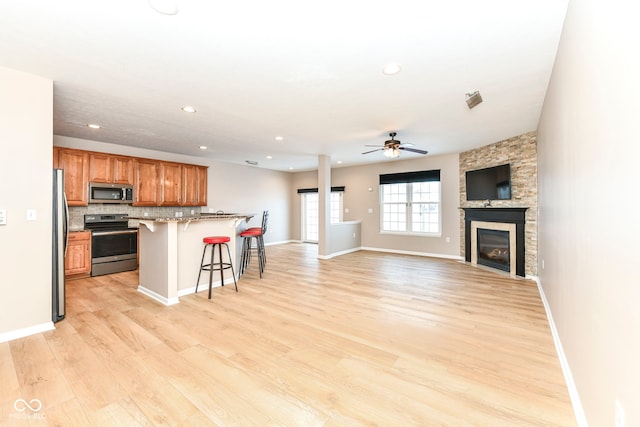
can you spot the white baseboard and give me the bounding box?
[360,246,464,261]
[317,246,361,260]
[530,275,588,427]
[137,286,180,306]
[264,239,295,247]
[178,276,237,297]
[0,321,55,344]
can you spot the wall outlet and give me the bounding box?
[0,209,6,225]
[445,236,451,243]
[367,208,373,214]
[344,208,349,213]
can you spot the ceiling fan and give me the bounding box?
[362,132,428,158]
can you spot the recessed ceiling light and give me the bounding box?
[199,146,207,150]
[275,136,284,141]
[288,167,294,170]
[266,155,273,159]
[337,160,343,164]
[382,63,402,75]
[148,0,179,15]
[181,105,197,113]
[87,124,101,129]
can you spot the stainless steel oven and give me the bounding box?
[84,214,138,276]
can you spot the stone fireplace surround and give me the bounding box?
[463,208,527,277]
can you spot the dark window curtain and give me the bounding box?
[379,170,440,185]
[297,186,345,194]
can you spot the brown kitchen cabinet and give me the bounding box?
[54,146,208,207]
[133,158,160,206]
[159,161,183,206]
[56,148,90,206]
[89,153,134,185]
[182,164,208,206]
[197,165,208,206]
[65,231,91,278]
[112,156,134,185]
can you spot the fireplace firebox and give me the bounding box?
[477,228,510,272]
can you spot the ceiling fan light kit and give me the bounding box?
[362,132,428,159]
[384,147,400,158]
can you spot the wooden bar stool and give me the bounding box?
[195,236,238,299]
[239,211,268,278]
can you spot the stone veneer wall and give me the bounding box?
[68,205,206,231]
[459,131,538,276]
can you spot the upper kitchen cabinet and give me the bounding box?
[159,161,183,206]
[89,153,134,185]
[112,156,134,185]
[197,165,208,206]
[182,164,208,206]
[133,158,160,206]
[54,146,207,207]
[56,148,89,206]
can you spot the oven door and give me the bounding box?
[91,229,138,276]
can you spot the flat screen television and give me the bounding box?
[465,164,511,200]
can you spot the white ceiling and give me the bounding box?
[0,0,568,171]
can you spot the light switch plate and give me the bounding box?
[26,209,37,221]
[0,209,6,225]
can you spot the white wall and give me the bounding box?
[53,136,292,244]
[0,67,53,339]
[291,153,461,258]
[537,0,640,425]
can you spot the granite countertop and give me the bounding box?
[126,213,255,222]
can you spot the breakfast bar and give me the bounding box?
[128,213,254,305]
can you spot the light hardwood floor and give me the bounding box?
[1,243,576,426]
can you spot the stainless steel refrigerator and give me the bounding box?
[52,169,68,322]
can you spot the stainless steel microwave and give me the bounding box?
[89,183,134,204]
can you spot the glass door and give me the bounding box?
[301,193,319,242]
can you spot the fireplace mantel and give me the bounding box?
[462,207,528,277]
[462,207,528,223]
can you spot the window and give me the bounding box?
[330,192,343,224]
[380,170,441,235]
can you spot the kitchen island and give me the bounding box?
[128,213,254,305]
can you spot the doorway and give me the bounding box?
[301,191,343,242]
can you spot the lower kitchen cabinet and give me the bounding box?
[65,231,91,278]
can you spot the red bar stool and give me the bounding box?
[239,211,268,278]
[195,236,238,299]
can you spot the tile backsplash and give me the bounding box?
[69,205,205,230]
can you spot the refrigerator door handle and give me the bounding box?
[63,192,69,256]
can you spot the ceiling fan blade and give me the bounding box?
[398,142,414,147]
[399,147,429,155]
[362,148,383,155]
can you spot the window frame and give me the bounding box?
[379,170,442,237]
